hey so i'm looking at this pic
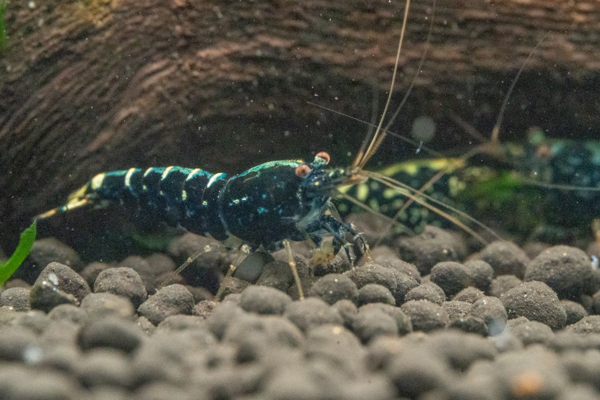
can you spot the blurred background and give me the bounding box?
[1,0,599,255]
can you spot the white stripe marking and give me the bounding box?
[186,168,201,181]
[125,168,136,187]
[207,173,225,188]
[161,166,174,180]
[91,173,105,189]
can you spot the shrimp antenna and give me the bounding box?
[307,101,444,159]
[357,0,437,169]
[373,32,550,246]
[490,31,550,144]
[352,0,412,170]
[361,170,498,245]
[336,189,415,235]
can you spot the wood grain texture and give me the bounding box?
[1,0,599,251]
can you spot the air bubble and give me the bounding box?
[411,115,436,143]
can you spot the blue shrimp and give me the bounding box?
[36,152,369,298]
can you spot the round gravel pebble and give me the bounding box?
[490,274,523,299]
[17,238,83,283]
[446,373,503,400]
[305,324,365,377]
[331,299,357,329]
[240,286,292,315]
[155,317,217,350]
[477,241,530,278]
[0,287,31,311]
[559,384,600,400]
[502,281,567,330]
[426,330,497,371]
[508,318,554,346]
[206,302,245,340]
[135,382,198,400]
[397,226,463,275]
[218,277,252,299]
[359,303,412,336]
[450,315,488,335]
[523,242,551,259]
[391,273,420,304]
[14,310,49,335]
[493,347,568,399]
[308,273,359,305]
[463,260,494,292]
[560,349,600,390]
[30,281,79,313]
[78,317,143,353]
[366,336,404,371]
[38,262,91,302]
[352,308,398,344]
[567,316,600,334]
[37,343,80,372]
[345,263,397,298]
[136,316,156,336]
[357,284,396,306]
[0,365,83,399]
[405,282,446,305]
[80,293,136,320]
[79,262,112,288]
[525,245,593,300]
[561,300,588,325]
[0,307,18,326]
[0,327,39,361]
[453,287,485,304]
[375,257,421,283]
[131,339,189,387]
[368,246,399,262]
[430,261,472,297]
[47,304,87,327]
[40,321,80,347]
[192,300,216,319]
[254,261,295,293]
[137,284,194,326]
[223,313,303,348]
[30,262,91,312]
[94,267,148,308]
[284,297,343,332]
[3,279,29,289]
[549,331,600,352]
[442,300,471,321]
[591,291,600,315]
[400,300,449,332]
[263,364,334,400]
[118,256,169,294]
[76,348,134,389]
[385,347,452,398]
[470,296,508,336]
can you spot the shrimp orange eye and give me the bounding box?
[295,164,311,178]
[316,151,330,164]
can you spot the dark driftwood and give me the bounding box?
[1,0,599,251]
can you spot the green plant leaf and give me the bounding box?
[0,220,37,285]
[0,0,7,52]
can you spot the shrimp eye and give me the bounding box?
[315,151,330,164]
[295,164,311,178]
